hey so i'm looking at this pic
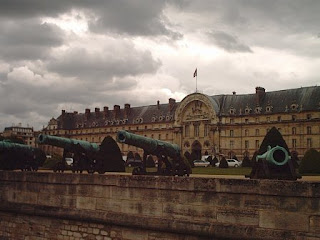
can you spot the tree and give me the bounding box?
[212,156,219,167]
[242,156,252,167]
[299,149,320,174]
[184,151,194,167]
[146,155,155,167]
[219,156,228,168]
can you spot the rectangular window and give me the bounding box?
[307,126,312,134]
[292,139,297,148]
[245,119,249,124]
[185,125,190,137]
[307,114,312,120]
[230,130,234,137]
[307,138,312,148]
[255,140,260,149]
[277,116,281,122]
[292,115,296,121]
[230,119,234,124]
[230,140,234,150]
[204,124,209,137]
[194,124,199,137]
[255,129,259,136]
[292,127,296,135]
[267,117,270,122]
[245,129,249,136]
[245,140,249,149]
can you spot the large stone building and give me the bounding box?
[2,125,35,147]
[41,86,320,160]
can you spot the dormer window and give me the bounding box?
[255,106,262,114]
[266,105,273,113]
[291,103,299,111]
[229,107,236,115]
[245,106,252,114]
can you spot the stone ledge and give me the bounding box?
[0,202,302,240]
[0,171,319,197]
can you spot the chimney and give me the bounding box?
[103,106,109,117]
[73,111,78,114]
[62,110,66,116]
[95,107,100,118]
[232,91,236,95]
[255,87,266,105]
[169,98,176,112]
[124,103,130,118]
[85,108,90,119]
[114,105,120,118]
[157,100,160,110]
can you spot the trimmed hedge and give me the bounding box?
[299,149,320,174]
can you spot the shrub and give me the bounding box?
[242,156,252,167]
[219,156,228,168]
[212,156,218,167]
[184,151,194,167]
[299,149,320,174]
[42,153,62,169]
[146,155,155,167]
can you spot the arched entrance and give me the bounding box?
[191,140,202,160]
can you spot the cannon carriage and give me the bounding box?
[117,130,191,176]
[0,140,46,171]
[37,134,124,173]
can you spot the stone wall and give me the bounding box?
[0,171,320,240]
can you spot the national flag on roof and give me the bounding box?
[193,68,197,78]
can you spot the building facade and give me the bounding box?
[41,86,320,160]
[2,125,35,147]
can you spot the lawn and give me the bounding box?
[125,166,252,175]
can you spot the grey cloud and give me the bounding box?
[207,30,252,53]
[0,0,182,39]
[0,20,64,61]
[48,46,161,81]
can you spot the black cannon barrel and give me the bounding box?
[37,134,99,152]
[117,130,180,158]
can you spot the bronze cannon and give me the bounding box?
[0,140,46,171]
[117,130,191,176]
[38,134,124,173]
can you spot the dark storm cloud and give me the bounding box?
[207,31,252,53]
[0,20,64,61]
[0,0,182,39]
[48,46,161,81]
[87,0,182,39]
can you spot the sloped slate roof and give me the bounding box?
[216,86,320,116]
[57,86,319,129]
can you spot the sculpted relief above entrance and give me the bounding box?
[174,93,218,125]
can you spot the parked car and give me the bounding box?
[215,159,242,167]
[65,158,73,166]
[226,159,241,167]
[193,159,210,167]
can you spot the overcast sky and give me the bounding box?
[0,0,319,131]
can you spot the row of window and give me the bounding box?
[230,138,313,150]
[184,124,209,137]
[229,114,313,124]
[229,126,314,137]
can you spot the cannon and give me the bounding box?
[117,130,191,176]
[0,140,46,171]
[37,134,125,173]
[247,145,299,180]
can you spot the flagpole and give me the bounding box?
[196,74,197,93]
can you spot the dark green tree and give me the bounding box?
[242,156,252,167]
[146,155,155,167]
[219,156,228,168]
[299,149,320,174]
[212,156,219,167]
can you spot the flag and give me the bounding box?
[193,68,197,78]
